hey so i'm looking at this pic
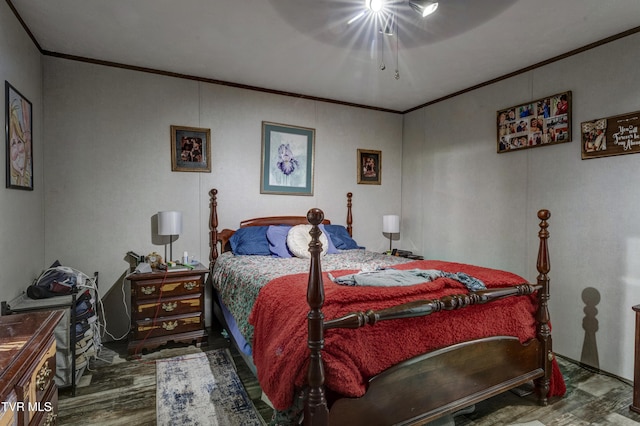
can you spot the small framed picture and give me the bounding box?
[261,121,315,196]
[170,125,211,172]
[357,149,381,185]
[581,111,640,159]
[6,81,33,190]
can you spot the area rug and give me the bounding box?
[156,349,264,426]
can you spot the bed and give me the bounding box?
[208,188,565,426]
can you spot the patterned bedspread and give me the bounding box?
[212,251,566,413]
[210,250,412,347]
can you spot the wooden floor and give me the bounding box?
[58,323,640,425]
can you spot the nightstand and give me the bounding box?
[126,264,208,355]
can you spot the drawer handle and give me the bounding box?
[141,286,155,295]
[36,364,52,391]
[44,412,57,426]
[162,321,178,331]
[162,302,177,312]
[183,281,198,291]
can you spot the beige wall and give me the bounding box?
[402,32,640,381]
[0,1,44,301]
[42,57,404,338]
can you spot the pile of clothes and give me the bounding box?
[27,260,78,299]
[27,260,101,372]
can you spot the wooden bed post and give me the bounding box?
[209,188,218,269]
[346,192,353,237]
[534,209,552,405]
[305,208,329,426]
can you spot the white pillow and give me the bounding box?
[287,224,329,258]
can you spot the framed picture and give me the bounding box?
[497,91,572,153]
[170,125,211,172]
[581,110,640,160]
[5,81,33,190]
[357,149,381,185]
[261,121,315,195]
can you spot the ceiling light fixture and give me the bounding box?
[348,0,439,80]
[408,0,439,18]
[366,0,384,13]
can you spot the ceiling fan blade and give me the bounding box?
[347,10,367,24]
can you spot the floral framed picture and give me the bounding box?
[5,81,33,190]
[497,91,572,153]
[170,125,211,172]
[357,149,381,185]
[261,121,315,195]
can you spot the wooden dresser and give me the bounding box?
[127,264,208,355]
[0,310,63,426]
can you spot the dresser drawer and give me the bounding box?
[15,336,56,426]
[29,384,57,426]
[134,294,203,320]
[133,276,202,300]
[133,312,203,340]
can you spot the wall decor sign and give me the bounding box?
[261,121,315,195]
[497,91,572,153]
[5,81,33,190]
[170,125,211,172]
[581,111,640,160]
[357,149,381,185]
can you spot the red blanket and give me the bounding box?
[249,260,565,410]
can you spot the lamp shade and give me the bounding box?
[383,215,400,234]
[158,211,183,236]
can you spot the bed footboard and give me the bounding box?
[329,337,542,426]
[303,209,553,426]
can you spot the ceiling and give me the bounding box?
[7,0,640,112]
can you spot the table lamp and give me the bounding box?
[383,214,400,252]
[158,210,182,261]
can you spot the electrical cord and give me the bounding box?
[95,270,131,342]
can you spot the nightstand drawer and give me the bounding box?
[134,294,203,319]
[133,276,202,300]
[133,312,203,339]
[29,384,57,426]
[15,336,56,426]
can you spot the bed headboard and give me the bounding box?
[208,189,353,268]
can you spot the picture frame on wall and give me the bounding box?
[261,121,315,196]
[5,81,33,190]
[357,149,381,185]
[497,91,572,153]
[581,111,640,160]
[170,125,211,172]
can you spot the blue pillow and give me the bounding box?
[323,225,361,250]
[319,224,339,254]
[266,225,293,258]
[229,226,270,256]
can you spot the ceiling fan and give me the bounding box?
[345,0,439,79]
[347,0,439,25]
